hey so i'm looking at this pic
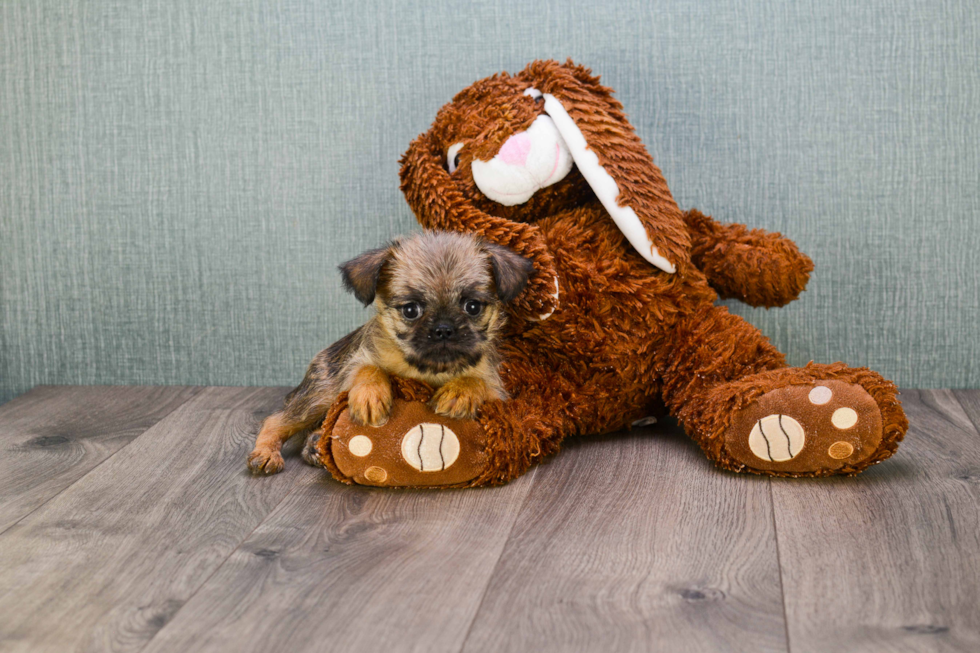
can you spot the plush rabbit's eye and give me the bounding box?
[446,142,464,174]
[523,87,543,103]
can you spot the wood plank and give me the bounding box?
[771,389,980,653]
[0,385,202,533]
[461,421,788,653]
[0,386,316,653]
[140,468,539,653]
[951,389,980,435]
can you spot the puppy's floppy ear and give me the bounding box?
[483,243,535,304]
[517,60,690,274]
[339,245,392,306]
[399,129,558,319]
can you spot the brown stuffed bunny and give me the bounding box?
[315,59,907,487]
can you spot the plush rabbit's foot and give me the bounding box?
[711,365,907,476]
[724,380,882,474]
[316,398,488,488]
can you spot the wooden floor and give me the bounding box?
[0,387,977,653]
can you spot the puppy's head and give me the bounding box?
[340,231,533,375]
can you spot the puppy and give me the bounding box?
[247,230,534,474]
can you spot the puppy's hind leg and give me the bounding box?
[248,411,307,475]
[301,430,325,468]
[248,369,337,475]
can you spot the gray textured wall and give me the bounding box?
[2,0,979,404]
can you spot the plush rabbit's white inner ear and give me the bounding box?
[538,91,676,274]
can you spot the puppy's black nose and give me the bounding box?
[431,322,455,341]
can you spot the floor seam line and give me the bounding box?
[456,466,541,653]
[769,476,793,653]
[947,389,980,436]
[133,469,315,653]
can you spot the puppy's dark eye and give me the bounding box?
[463,299,483,316]
[401,302,422,320]
[534,94,544,104]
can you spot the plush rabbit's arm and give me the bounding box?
[399,133,559,321]
[684,209,813,308]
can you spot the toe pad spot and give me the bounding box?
[828,441,855,459]
[832,407,858,429]
[364,466,387,483]
[348,435,373,457]
[809,386,833,405]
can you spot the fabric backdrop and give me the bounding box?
[2,0,978,404]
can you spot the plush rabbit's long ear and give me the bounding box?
[399,130,559,319]
[519,61,689,274]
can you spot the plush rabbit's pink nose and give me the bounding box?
[497,132,532,167]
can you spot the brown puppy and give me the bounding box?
[247,230,533,475]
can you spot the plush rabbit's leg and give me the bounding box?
[468,388,572,486]
[658,304,908,476]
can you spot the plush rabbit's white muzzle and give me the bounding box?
[470,115,574,206]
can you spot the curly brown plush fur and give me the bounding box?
[317,59,907,486]
[683,209,814,308]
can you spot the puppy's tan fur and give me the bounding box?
[247,230,532,475]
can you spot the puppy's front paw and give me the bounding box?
[431,377,492,420]
[247,447,284,475]
[348,380,393,427]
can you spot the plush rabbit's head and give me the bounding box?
[400,60,690,279]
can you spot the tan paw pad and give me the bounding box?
[748,415,805,462]
[401,423,460,472]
